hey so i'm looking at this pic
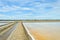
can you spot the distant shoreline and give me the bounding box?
[0,20,60,21]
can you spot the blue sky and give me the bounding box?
[0,0,60,20]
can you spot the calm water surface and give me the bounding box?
[23,22,60,40]
[0,21,14,26]
[0,23,8,26]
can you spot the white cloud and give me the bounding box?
[0,0,60,19]
[0,5,19,12]
[22,7,32,10]
[0,5,33,12]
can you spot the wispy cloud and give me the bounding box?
[0,5,32,12]
[0,0,60,19]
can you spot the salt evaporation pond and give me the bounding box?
[23,22,60,40]
[0,23,8,26]
[0,21,15,26]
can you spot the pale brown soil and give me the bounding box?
[7,22,28,40]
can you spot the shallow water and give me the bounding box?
[0,21,14,26]
[23,22,60,40]
[0,23,18,40]
[0,23,8,26]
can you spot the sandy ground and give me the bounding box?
[7,22,28,40]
